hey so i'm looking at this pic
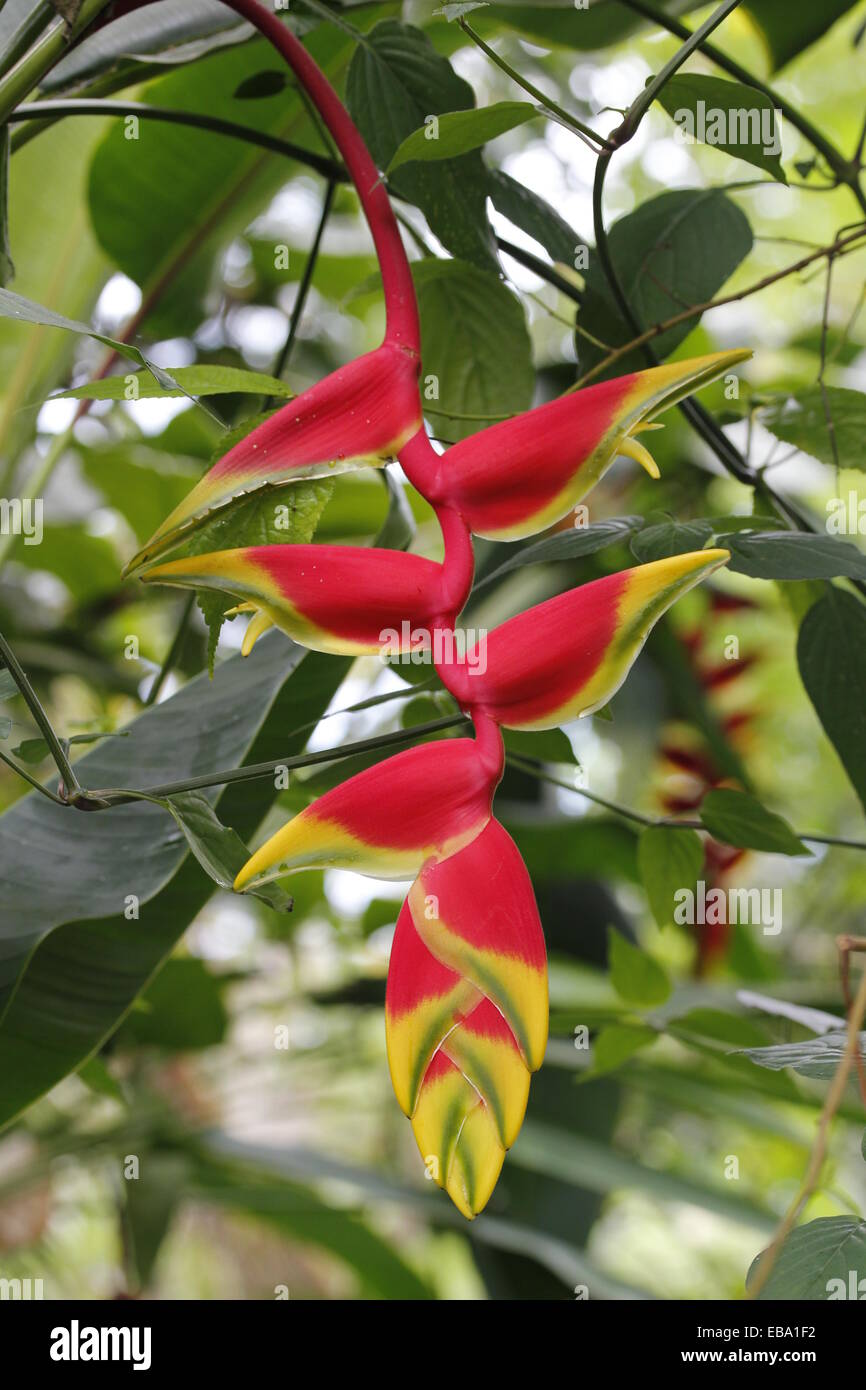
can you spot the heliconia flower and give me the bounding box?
[386,818,547,1219]
[404,352,750,541]
[124,344,424,575]
[439,549,730,729]
[234,719,504,892]
[141,543,449,658]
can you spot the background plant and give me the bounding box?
[0,0,864,1300]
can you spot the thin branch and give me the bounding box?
[507,754,866,851]
[458,18,611,152]
[0,746,67,805]
[0,629,79,796]
[86,713,469,807]
[7,100,348,182]
[144,592,196,707]
[747,944,866,1299]
[267,177,336,406]
[573,227,866,388]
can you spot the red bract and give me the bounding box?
[132,0,749,1218]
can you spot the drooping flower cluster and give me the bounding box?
[129,0,746,1217]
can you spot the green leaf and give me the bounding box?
[124,1151,188,1291]
[412,258,533,442]
[173,471,333,674]
[738,1032,866,1079]
[719,529,866,580]
[630,520,714,563]
[651,74,786,183]
[56,364,295,402]
[157,791,293,915]
[374,470,415,551]
[0,635,349,1128]
[699,788,811,856]
[579,190,753,375]
[346,20,498,270]
[80,442,202,545]
[11,731,128,764]
[485,167,580,266]
[118,958,228,1052]
[387,100,536,172]
[474,516,641,591]
[10,523,120,603]
[744,0,860,71]
[798,590,866,815]
[481,3,644,50]
[760,386,866,471]
[43,0,252,92]
[607,926,671,1008]
[234,70,288,100]
[86,28,353,338]
[748,1217,866,1300]
[76,1056,125,1103]
[585,1023,656,1078]
[0,286,196,407]
[504,727,577,766]
[638,825,704,929]
[0,672,18,702]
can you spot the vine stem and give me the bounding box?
[457,17,611,152]
[144,592,196,708]
[88,713,469,806]
[573,226,866,388]
[746,945,866,1299]
[267,177,336,406]
[220,0,419,354]
[617,0,866,219]
[507,755,866,852]
[0,0,114,123]
[0,627,80,796]
[8,99,347,179]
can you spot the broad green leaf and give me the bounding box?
[9,523,120,602]
[412,258,533,442]
[124,1151,188,1291]
[504,727,577,766]
[346,19,498,270]
[738,1031,866,1079]
[607,926,671,1008]
[485,167,580,266]
[748,1217,866,1300]
[719,529,866,580]
[43,0,253,92]
[474,516,642,591]
[630,520,714,563]
[744,0,860,70]
[158,790,294,915]
[193,1156,435,1300]
[80,442,202,545]
[585,1023,656,1079]
[387,100,536,172]
[651,74,786,183]
[798,590,866,815]
[760,386,866,472]
[638,825,704,929]
[0,286,196,407]
[118,958,228,1052]
[57,364,295,402]
[0,634,349,1128]
[579,190,753,375]
[87,29,354,338]
[0,112,109,465]
[700,788,810,856]
[481,2,645,50]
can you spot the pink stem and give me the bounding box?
[220,0,420,355]
[434,504,474,616]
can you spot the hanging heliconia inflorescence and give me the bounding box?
[129,0,749,1218]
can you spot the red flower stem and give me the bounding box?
[434,504,474,617]
[220,0,420,355]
